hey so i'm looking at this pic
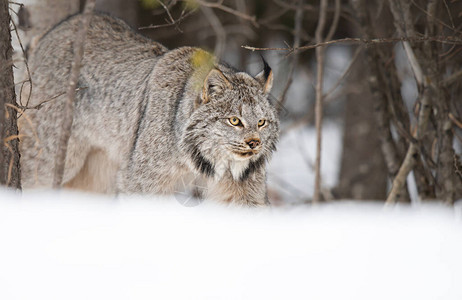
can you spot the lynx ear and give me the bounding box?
[255,56,273,95]
[201,68,231,104]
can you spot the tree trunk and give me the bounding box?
[0,0,21,189]
[335,0,393,201]
[335,57,387,200]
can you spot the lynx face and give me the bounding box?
[182,66,279,180]
[216,90,278,162]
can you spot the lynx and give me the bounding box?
[19,13,279,206]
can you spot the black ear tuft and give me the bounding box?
[255,55,273,95]
[260,55,272,81]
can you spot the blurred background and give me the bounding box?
[8,0,462,205]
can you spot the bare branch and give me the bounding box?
[19,87,87,110]
[442,0,455,30]
[403,41,423,86]
[193,0,258,27]
[325,0,340,42]
[139,5,196,31]
[410,0,461,35]
[449,113,462,129]
[242,36,462,53]
[8,1,24,6]
[323,44,362,100]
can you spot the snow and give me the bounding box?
[1,189,462,300]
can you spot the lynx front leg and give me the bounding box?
[64,149,118,193]
[207,169,268,207]
[116,152,187,195]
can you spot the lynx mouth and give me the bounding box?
[233,151,257,158]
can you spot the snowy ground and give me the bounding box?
[1,189,462,300]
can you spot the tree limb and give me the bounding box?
[242,35,462,53]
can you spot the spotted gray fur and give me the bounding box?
[19,13,279,206]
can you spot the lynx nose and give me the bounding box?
[247,138,261,149]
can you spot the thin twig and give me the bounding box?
[19,87,87,110]
[52,0,95,188]
[410,0,461,35]
[8,1,24,6]
[194,0,258,27]
[449,113,462,129]
[5,103,40,149]
[158,0,177,25]
[139,6,196,31]
[442,0,455,30]
[403,41,423,86]
[325,0,340,42]
[442,69,462,87]
[323,44,362,100]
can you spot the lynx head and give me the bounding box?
[181,58,279,181]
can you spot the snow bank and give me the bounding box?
[0,189,461,300]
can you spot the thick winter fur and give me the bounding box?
[19,13,279,206]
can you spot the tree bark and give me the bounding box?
[335,0,391,201]
[335,57,387,200]
[0,0,21,189]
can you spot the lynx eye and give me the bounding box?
[258,119,266,127]
[229,117,241,126]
